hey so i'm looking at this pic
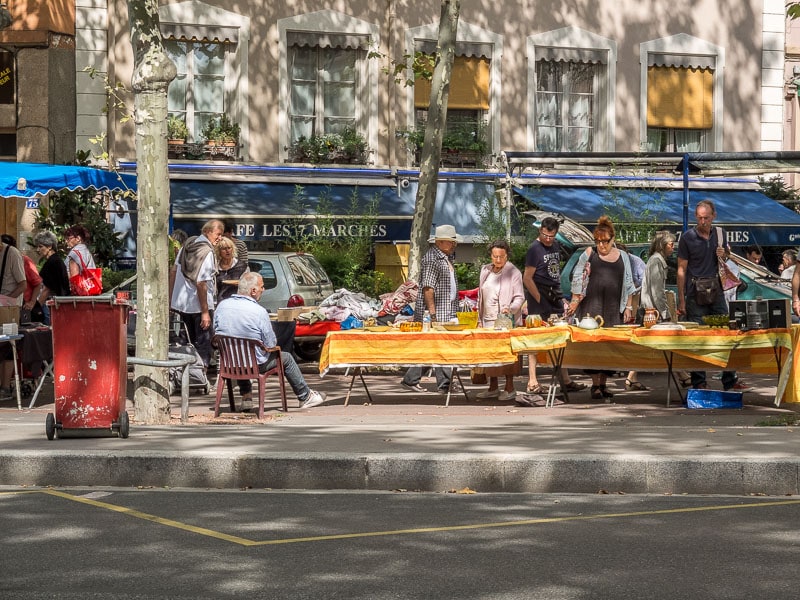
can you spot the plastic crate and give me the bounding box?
[686,389,743,409]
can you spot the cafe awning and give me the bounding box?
[514,186,800,246]
[170,179,494,242]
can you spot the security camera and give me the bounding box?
[399,178,410,189]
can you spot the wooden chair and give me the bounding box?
[212,334,288,419]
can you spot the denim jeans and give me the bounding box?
[238,350,311,402]
[685,289,737,389]
[402,366,451,391]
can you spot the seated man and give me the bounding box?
[213,271,327,410]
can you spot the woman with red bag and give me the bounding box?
[64,225,100,295]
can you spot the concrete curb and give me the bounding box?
[2,451,798,495]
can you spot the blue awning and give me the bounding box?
[170,179,495,242]
[514,186,800,246]
[0,162,136,198]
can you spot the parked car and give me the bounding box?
[247,251,334,313]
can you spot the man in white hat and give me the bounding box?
[401,224,462,394]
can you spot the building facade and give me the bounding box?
[69,1,793,262]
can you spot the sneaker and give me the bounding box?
[300,390,327,409]
[239,396,253,413]
[401,382,426,393]
[475,389,500,399]
[498,390,517,402]
[729,381,752,392]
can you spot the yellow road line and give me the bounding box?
[39,490,800,547]
[43,489,259,546]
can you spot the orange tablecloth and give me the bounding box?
[321,325,798,403]
[319,328,517,374]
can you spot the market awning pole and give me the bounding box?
[682,153,690,232]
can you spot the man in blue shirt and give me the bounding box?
[213,272,327,410]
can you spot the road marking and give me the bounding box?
[43,489,259,546]
[40,490,800,547]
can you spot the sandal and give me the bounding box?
[526,384,548,395]
[591,385,603,400]
[599,385,614,399]
[625,379,648,391]
[678,374,692,388]
[562,381,587,393]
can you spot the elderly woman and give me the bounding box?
[476,239,525,402]
[567,216,636,400]
[33,231,70,325]
[214,236,249,303]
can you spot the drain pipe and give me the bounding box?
[127,353,196,423]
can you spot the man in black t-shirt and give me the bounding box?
[521,217,585,404]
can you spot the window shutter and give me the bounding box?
[414,56,490,110]
[647,66,713,129]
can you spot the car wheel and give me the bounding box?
[294,341,323,362]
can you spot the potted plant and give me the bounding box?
[202,114,240,147]
[167,115,189,143]
[287,128,368,164]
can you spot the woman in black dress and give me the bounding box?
[566,216,636,399]
[33,231,70,325]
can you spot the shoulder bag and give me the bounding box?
[69,251,103,296]
[716,227,741,292]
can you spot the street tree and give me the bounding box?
[128,0,177,424]
[407,0,460,281]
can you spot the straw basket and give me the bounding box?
[456,311,479,329]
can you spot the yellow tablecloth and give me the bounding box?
[319,328,517,374]
[320,325,799,403]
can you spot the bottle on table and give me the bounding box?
[422,310,432,332]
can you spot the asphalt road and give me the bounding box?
[1,488,798,599]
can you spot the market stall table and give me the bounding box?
[319,328,518,406]
[510,325,793,406]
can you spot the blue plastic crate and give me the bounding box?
[686,389,743,409]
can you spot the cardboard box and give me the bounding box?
[686,388,743,409]
[0,305,20,326]
[276,306,318,321]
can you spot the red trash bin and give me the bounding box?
[45,296,130,439]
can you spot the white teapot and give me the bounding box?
[578,314,604,329]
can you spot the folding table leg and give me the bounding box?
[444,368,468,407]
[28,359,54,409]
[545,348,566,408]
[344,367,372,406]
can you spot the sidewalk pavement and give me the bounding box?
[1,365,799,495]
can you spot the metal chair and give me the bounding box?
[212,334,288,418]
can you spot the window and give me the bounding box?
[535,60,597,152]
[528,27,617,152]
[405,21,502,165]
[288,36,364,142]
[413,53,490,161]
[164,40,229,142]
[640,34,723,152]
[644,65,713,152]
[279,11,379,161]
[158,1,249,154]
